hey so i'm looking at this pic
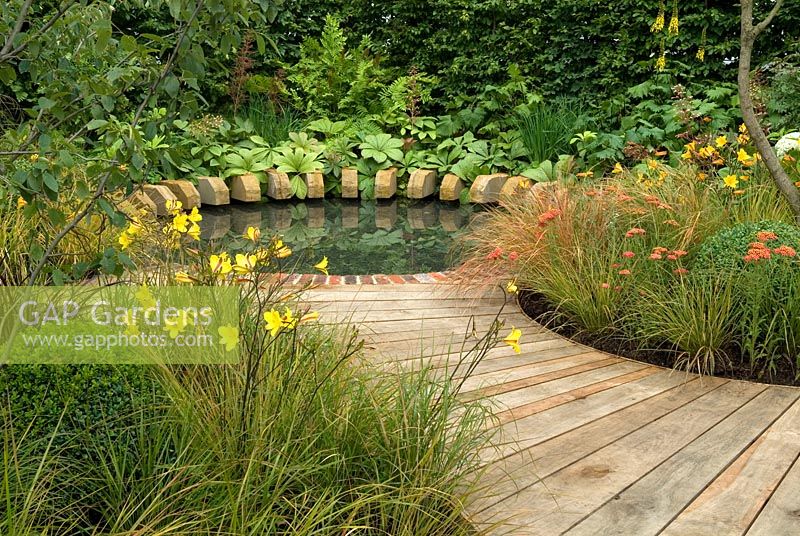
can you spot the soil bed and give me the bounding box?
[518,289,799,387]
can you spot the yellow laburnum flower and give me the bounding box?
[715,135,727,148]
[174,271,193,283]
[503,327,522,354]
[723,175,739,189]
[233,253,258,274]
[263,309,283,337]
[210,253,232,277]
[218,325,239,352]
[245,226,261,242]
[17,197,27,209]
[612,163,624,174]
[314,256,329,275]
[186,223,200,241]
[506,279,518,294]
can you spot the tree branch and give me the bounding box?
[753,0,784,37]
[26,0,206,285]
[2,0,80,62]
[0,0,33,58]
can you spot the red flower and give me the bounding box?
[601,282,610,289]
[672,250,688,258]
[756,231,778,243]
[673,268,689,275]
[618,269,632,276]
[666,254,677,261]
[625,227,646,238]
[611,262,622,269]
[487,247,503,260]
[537,208,561,227]
[508,251,519,261]
[622,251,635,259]
[652,246,669,254]
[650,253,663,260]
[773,245,797,258]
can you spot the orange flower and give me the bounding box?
[756,231,778,242]
[618,269,632,276]
[487,247,503,260]
[601,283,610,289]
[625,227,646,238]
[673,268,689,275]
[672,250,688,257]
[622,251,635,259]
[650,253,663,260]
[773,245,797,258]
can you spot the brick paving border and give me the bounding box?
[282,271,453,285]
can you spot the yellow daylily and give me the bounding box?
[715,135,728,148]
[163,311,192,339]
[723,175,739,189]
[166,199,183,214]
[274,239,292,258]
[172,212,189,233]
[174,271,194,283]
[218,325,239,352]
[300,311,320,324]
[612,162,623,174]
[314,256,329,276]
[209,253,232,277]
[282,307,297,329]
[118,231,134,250]
[264,309,283,337]
[506,280,518,294]
[245,226,261,242]
[188,206,202,223]
[135,285,156,309]
[186,223,200,240]
[503,327,522,354]
[737,148,754,165]
[17,197,27,209]
[233,253,258,274]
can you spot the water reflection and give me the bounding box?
[200,199,478,274]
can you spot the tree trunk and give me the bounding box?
[738,0,800,224]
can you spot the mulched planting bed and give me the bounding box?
[518,289,799,387]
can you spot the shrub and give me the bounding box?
[694,220,800,272]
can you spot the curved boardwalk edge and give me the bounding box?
[302,281,800,535]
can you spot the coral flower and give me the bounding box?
[618,269,632,276]
[508,251,519,261]
[622,251,635,259]
[650,253,663,260]
[625,227,646,238]
[773,245,797,258]
[601,283,610,289]
[673,268,689,275]
[756,231,778,242]
[487,247,503,260]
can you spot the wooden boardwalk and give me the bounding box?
[302,282,800,536]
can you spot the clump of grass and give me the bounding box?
[516,100,582,164]
[240,96,303,145]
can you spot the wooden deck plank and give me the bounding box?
[660,394,800,535]
[565,386,800,535]
[302,284,800,536]
[473,381,766,534]
[469,376,726,514]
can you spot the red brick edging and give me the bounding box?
[284,271,452,285]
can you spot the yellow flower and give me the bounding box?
[118,231,134,250]
[186,223,200,241]
[300,311,320,324]
[612,163,623,174]
[174,271,194,283]
[135,285,157,309]
[723,175,739,189]
[737,148,755,166]
[233,253,258,274]
[696,47,705,62]
[655,54,666,72]
[275,243,292,258]
[172,212,189,233]
[646,159,658,170]
[503,327,522,354]
[739,123,748,134]
[165,199,183,214]
[209,253,232,277]
[263,309,283,337]
[518,179,532,189]
[245,226,261,242]
[218,325,239,352]
[576,171,593,178]
[314,256,329,276]
[282,307,297,329]
[506,280,518,294]
[163,311,192,339]
[715,135,727,148]
[29,153,39,162]
[697,172,707,181]
[737,133,749,145]
[651,12,665,33]
[668,13,679,35]
[698,146,716,158]
[118,164,128,173]
[188,206,202,223]
[17,197,27,209]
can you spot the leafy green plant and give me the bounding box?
[223,146,272,182]
[516,101,578,164]
[273,147,324,199]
